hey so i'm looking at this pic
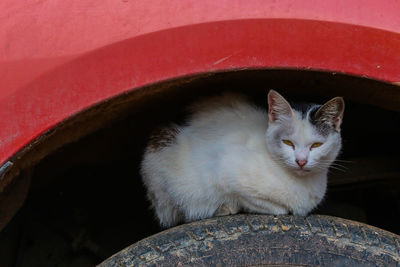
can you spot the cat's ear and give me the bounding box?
[314,97,345,132]
[268,90,294,123]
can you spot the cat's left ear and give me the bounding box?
[314,97,345,132]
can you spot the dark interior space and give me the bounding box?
[1,70,399,266]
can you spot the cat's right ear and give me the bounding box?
[268,90,294,123]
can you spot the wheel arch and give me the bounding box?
[1,17,400,231]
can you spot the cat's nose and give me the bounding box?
[296,159,307,168]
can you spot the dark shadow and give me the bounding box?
[1,70,399,266]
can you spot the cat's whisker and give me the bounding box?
[315,165,346,174]
[327,166,347,172]
[331,159,353,163]
[316,163,347,172]
[325,166,347,172]
[318,161,347,167]
[319,159,352,165]
[329,163,348,169]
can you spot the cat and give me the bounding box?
[140,90,344,227]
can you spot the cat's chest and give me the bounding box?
[227,152,326,204]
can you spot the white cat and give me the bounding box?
[141,90,344,227]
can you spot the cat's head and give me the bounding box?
[266,90,344,176]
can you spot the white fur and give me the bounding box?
[141,93,342,227]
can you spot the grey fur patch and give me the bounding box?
[290,102,316,119]
[309,97,344,136]
[309,106,335,136]
[291,102,333,136]
[310,116,333,136]
[148,125,179,152]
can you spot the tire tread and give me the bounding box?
[99,215,400,267]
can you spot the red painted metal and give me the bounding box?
[1,0,400,166]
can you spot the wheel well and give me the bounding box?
[1,69,400,264]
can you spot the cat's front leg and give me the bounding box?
[214,204,240,217]
[239,196,289,216]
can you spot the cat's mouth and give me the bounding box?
[295,168,311,175]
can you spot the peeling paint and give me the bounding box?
[213,55,233,65]
[0,161,13,181]
[392,81,400,86]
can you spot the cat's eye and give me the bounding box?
[282,139,294,148]
[310,142,323,149]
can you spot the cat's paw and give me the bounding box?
[214,204,240,217]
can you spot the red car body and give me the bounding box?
[1,0,400,199]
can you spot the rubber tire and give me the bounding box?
[99,214,400,266]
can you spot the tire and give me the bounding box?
[99,214,400,267]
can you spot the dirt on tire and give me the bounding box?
[99,214,400,266]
